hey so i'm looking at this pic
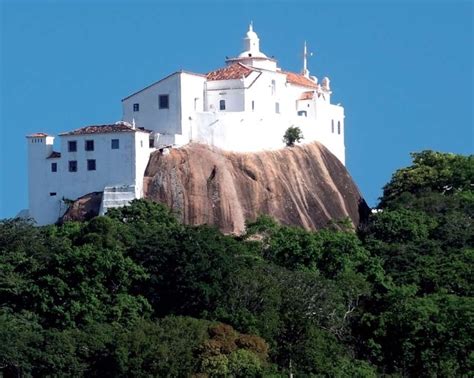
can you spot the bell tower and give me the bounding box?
[242,23,260,55]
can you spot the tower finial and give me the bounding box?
[249,21,253,31]
[302,41,313,78]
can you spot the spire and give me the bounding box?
[302,41,313,78]
[249,21,253,32]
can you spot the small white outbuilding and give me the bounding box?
[26,123,151,225]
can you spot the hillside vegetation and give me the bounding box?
[1,150,472,376]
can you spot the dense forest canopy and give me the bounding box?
[1,150,472,376]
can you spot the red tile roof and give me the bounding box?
[60,122,151,136]
[299,91,315,100]
[47,151,61,159]
[283,71,318,88]
[27,132,49,137]
[207,63,255,81]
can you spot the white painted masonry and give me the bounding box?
[122,24,345,164]
[26,125,151,225]
[25,24,346,225]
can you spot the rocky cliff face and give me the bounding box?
[144,142,369,234]
[60,192,102,223]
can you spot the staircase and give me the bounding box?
[99,184,138,215]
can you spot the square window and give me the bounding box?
[85,140,94,151]
[51,162,57,172]
[68,141,77,152]
[159,94,169,109]
[133,103,140,112]
[111,139,119,149]
[87,159,96,171]
[68,160,77,172]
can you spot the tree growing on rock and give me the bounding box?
[283,127,304,147]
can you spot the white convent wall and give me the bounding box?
[27,136,59,226]
[27,131,151,225]
[122,73,183,137]
[189,103,345,164]
[122,72,206,147]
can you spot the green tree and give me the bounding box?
[380,150,474,208]
[0,218,151,328]
[283,126,303,147]
[356,150,473,376]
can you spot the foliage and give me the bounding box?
[0,217,150,329]
[0,150,472,376]
[355,150,474,376]
[380,150,474,208]
[282,126,304,146]
[198,323,270,376]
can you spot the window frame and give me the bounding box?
[68,160,78,172]
[111,139,120,149]
[159,94,169,109]
[68,140,77,152]
[219,99,226,111]
[87,159,96,171]
[85,139,94,151]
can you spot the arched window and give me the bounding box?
[338,121,341,135]
[219,100,226,111]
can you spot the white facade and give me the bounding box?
[25,24,347,225]
[122,24,346,164]
[26,123,151,225]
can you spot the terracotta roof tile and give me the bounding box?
[283,71,318,88]
[27,132,49,137]
[299,91,315,100]
[207,63,255,81]
[59,122,151,136]
[47,151,61,159]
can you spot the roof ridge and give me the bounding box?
[59,123,152,136]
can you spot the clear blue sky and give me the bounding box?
[1,0,472,219]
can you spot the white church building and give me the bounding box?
[25,24,346,225]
